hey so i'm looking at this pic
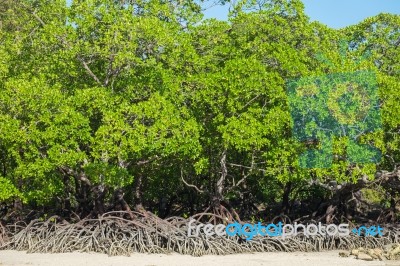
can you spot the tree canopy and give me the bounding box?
[0,0,399,223]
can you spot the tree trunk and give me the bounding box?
[92,184,106,216]
[113,188,134,219]
[281,181,292,215]
[215,149,227,205]
[133,173,144,212]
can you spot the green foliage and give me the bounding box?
[0,0,398,219]
[0,177,22,201]
[361,188,386,205]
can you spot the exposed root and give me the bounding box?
[0,211,398,256]
[0,222,8,247]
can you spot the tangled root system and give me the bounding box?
[0,211,398,257]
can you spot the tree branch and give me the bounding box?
[181,168,203,193]
[77,56,102,85]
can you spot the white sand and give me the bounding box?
[1,250,397,266]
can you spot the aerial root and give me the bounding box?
[0,211,398,256]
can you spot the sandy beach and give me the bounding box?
[0,250,398,266]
